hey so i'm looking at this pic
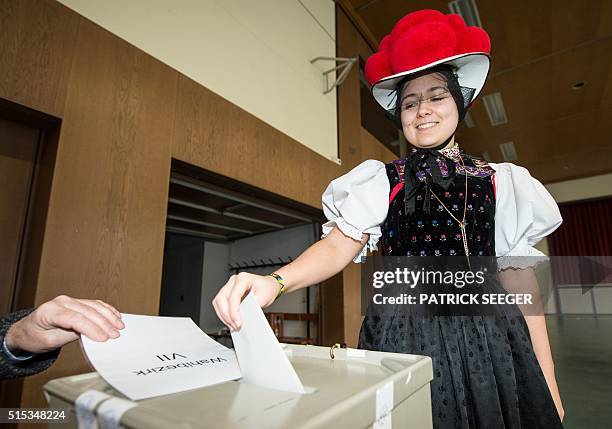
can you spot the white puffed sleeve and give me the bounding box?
[490,162,562,269]
[321,160,390,263]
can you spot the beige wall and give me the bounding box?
[545,172,612,203]
[57,0,339,161]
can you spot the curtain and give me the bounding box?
[548,197,612,285]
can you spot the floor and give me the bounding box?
[546,315,612,428]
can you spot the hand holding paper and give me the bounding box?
[81,293,305,400]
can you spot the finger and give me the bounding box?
[95,300,123,320]
[60,300,120,339]
[81,299,124,330]
[214,277,236,329]
[211,295,225,327]
[217,276,238,331]
[82,300,124,328]
[51,307,110,342]
[228,277,251,329]
[215,292,234,330]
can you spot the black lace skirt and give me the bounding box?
[359,313,563,428]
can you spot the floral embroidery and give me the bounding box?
[400,142,496,181]
[381,158,496,259]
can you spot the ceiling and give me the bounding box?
[344,0,612,183]
[166,160,322,242]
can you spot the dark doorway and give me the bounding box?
[160,160,325,345]
[159,233,204,324]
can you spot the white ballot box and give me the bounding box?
[44,344,433,429]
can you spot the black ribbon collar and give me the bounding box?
[403,142,457,216]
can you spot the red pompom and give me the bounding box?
[389,22,456,74]
[471,27,491,53]
[379,35,392,53]
[446,14,467,31]
[391,9,446,36]
[455,27,490,54]
[365,51,391,85]
[389,9,446,52]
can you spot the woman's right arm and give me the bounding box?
[212,226,368,331]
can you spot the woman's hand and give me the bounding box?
[541,364,564,422]
[211,227,367,331]
[212,273,280,331]
[555,398,565,422]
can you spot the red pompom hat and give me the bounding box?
[365,9,491,111]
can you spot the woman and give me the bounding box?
[213,9,563,428]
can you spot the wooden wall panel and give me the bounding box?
[320,272,344,346]
[17,16,179,409]
[360,128,398,164]
[172,76,341,209]
[0,0,79,117]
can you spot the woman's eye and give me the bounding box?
[403,103,416,110]
[431,97,445,102]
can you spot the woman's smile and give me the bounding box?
[415,121,439,131]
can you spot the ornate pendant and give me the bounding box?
[459,222,471,269]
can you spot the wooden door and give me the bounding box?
[0,118,40,314]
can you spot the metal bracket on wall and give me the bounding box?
[310,56,358,94]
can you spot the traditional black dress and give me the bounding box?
[322,146,563,428]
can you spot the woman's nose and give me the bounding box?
[417,105,432,117]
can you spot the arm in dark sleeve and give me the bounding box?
[0,309,60,380]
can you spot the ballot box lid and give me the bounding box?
[44,344,432,429]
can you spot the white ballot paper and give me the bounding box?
[231,293,306,394]
[81,314,242,400]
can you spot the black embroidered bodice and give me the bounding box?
[380,155,496,258]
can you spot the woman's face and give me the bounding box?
[399,73,459,149]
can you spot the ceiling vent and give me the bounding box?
[499,141,518,161]
[464,112,476,128]
[448,0,482,27]
[482,92,508,126]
